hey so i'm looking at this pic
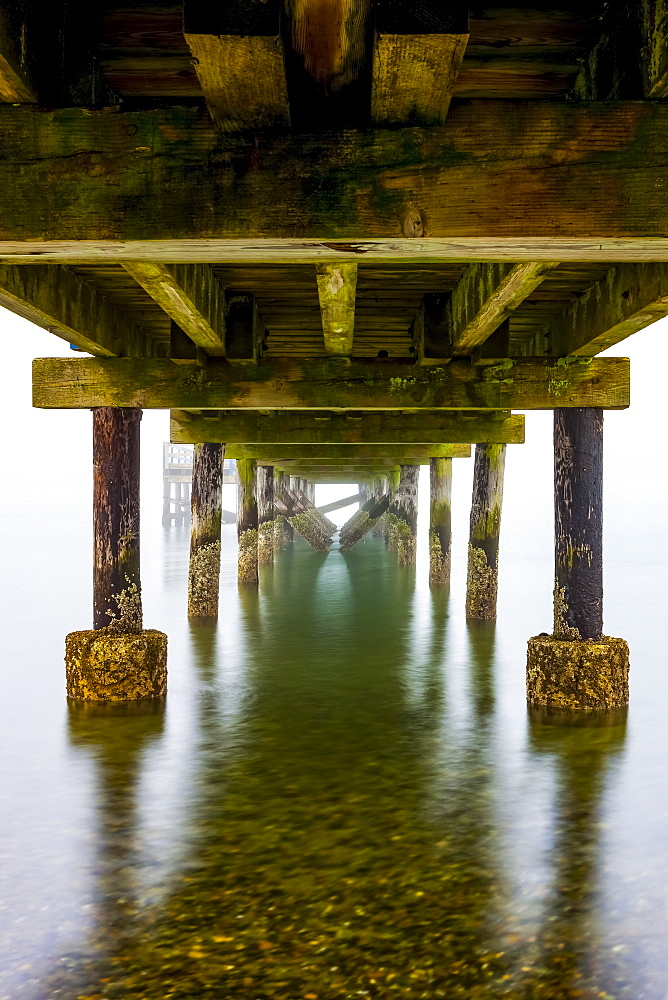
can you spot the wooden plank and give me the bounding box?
[224,444,471,461]
[452,262,560,354]
[317,493,364,514]
[33,357,631,411]
[183,0,289,132]
[372,34,468,126]
[0,263,154,358]
[2,103,668,259]
[122,263,225,356]
[316,264,357,355]
[0,1,38,102]
[547,263,668,357]
[170,410,525,446]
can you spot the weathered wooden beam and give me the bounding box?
[237,458,258,586]
[429,457,452,587]
[0,1,38,102]
[339,496,389,551]
[275,465,397,482]
[3,103,668,259]
[317,493,364,514]
[188,443,224,618]
[0,263,153,358]
[466,444,506,620]
[225,293,266,366]
[33,357,631,411]
[276,458,421,469]
[452,262,560,355]
[547,263,668,357]
[225,444,472,461]
[411,294,453,365]
[316,264,357,355]
[183,0,290,132]
[122,263,225,357]
[170,410,525,445]
[371,1,468,127]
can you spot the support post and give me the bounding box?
[466,444,505,619]
[274,471,293,548]
[387,465,419,565]
[527,409,629,709]
[65,408,167,701]
[237,458,258,586]
[258,465,275,565]
[371,476,388,537]
[188,443,223,618]
[430,457,453,586]
[386,468,401,549]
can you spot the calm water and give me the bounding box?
[2,492,668,1000]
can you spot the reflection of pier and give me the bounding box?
[162,444,236,527]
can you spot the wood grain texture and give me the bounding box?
[546,263,668,357]
[33,357,631,411]
[452,262,561,354]
[184,33,290,132]
[122,263,226,356]
[0,1,37,102]
[1,103,668,254]
[0,263,155,358]
[554,408,603,640]
[372,33,468,126]
[170,409,525,445]
[316,263,357,355]
[429,456,452,586]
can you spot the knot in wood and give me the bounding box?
[402,208,425,238]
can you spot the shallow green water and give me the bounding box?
[2,516,668,1000]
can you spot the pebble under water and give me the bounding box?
[2,507,668,1000]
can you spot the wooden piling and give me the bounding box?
[388,465,419,565]
[526,409,629,710]
[430,457,453,586]
[386,468,401,550]
[553,408,603,639]
[257,464,276,564]
[93,407,142,630]
[274,472,293,549]
[187,443,223,618]
[372,476,388,537]
[466,444,506,619]
[237,458,258,586]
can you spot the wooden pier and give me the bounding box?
[163,443,236,527]
[1,1,655,706]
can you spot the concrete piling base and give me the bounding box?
[526,634,629,710]
[65,629,168,701]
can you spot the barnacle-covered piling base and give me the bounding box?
[65,629,168,701]
[526,635,629,710]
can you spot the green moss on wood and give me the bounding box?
[65,629,167,701]
[527,635,630,710]
[188,541,221,618]
[466,545,498,619]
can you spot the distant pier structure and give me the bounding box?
[163,444,236,526]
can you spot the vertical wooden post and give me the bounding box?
[258,464,275,565]
[372,475,388,537]
[430,457,452,586]
[93,407,142,630]
[526,408,628,710]
[386,468,401,549]
[237,458,259,586]
[466,444,506,619]
[188,443,223,618]
[388,465,419,565]
[554,408,603,639]
[275,471,293,548]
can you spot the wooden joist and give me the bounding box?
[170,409,526,445]
[0,263,155,358]
[225,444,472,461]
[317,493,364,514]
[2,103,668,260]
[32,357,631,411]
[451,262,560,355]
[274,464,398,483]
[372,1,468,127]
[122,263,225,356]
[316,264,357,355]
[183,0,290,132]
[546,263,668,357]
[0,2,37,102]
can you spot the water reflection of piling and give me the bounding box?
[521,707,628,997]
